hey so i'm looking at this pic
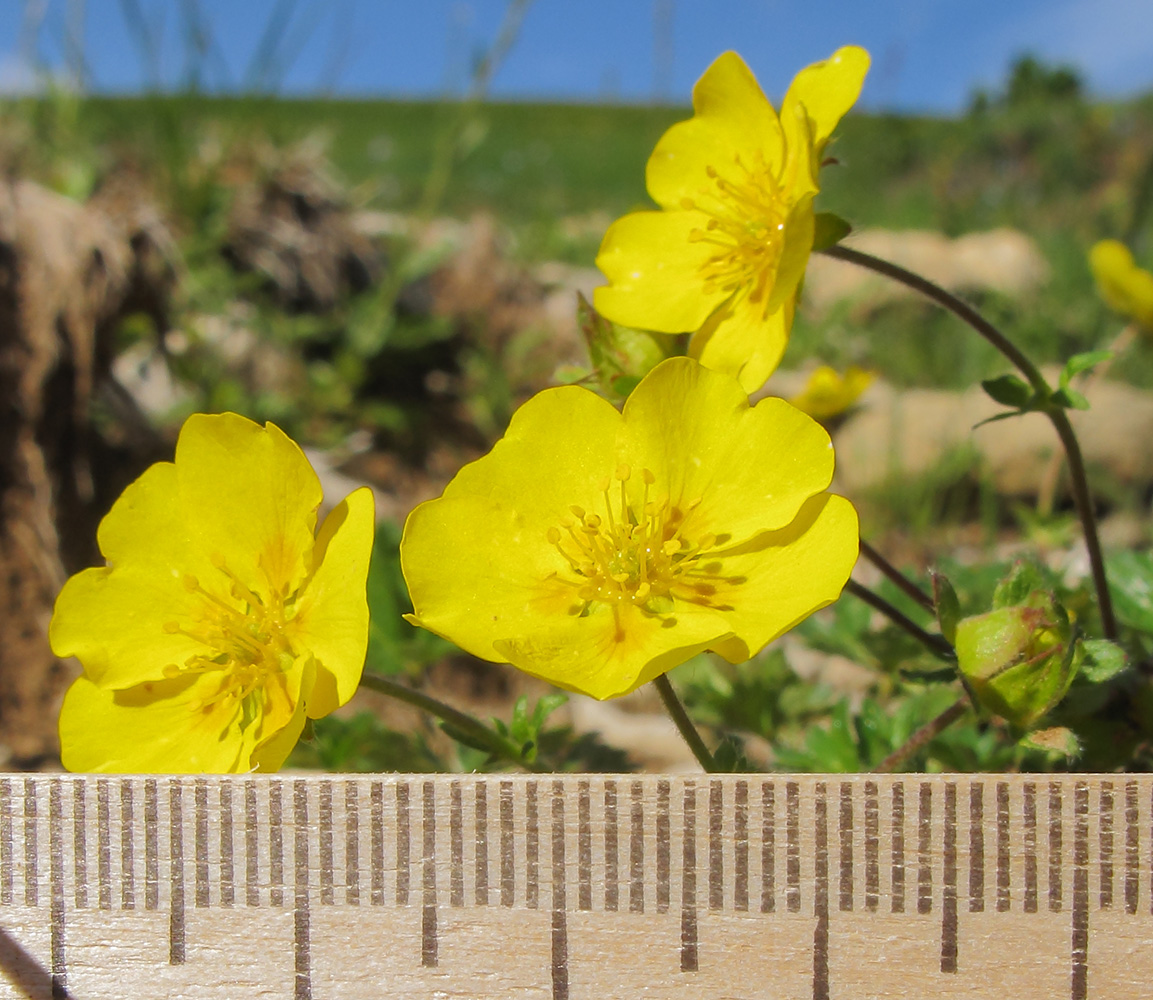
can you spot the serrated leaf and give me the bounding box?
[1080,639,1129,682]
[812,212,852,251]
[932,571,961,646]
[981,374,1033,408]
[993,562,1049,608]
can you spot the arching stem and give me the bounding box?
[821,244,1116,641]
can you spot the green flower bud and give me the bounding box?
[954,591,1080,728]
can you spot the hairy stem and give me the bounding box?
[359,671,548,773]
[844,579,955,661]
[858,538,935,612]
[822,244,1116,641]
[653,673,719,773]
[876,698,968,773]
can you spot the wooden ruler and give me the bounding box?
[0,774,1151,999]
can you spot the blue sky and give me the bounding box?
[1,0,1152,112]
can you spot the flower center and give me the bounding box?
[682,153,787,308]
[163,554,296,719]
[548,465,725,614]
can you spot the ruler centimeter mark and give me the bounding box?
[0,776,1152,999]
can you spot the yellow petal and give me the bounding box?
[295,488,376,719]
[59,653,311,774]
[251,656,315,771]
[646,51,784,210]
[177,413,323,595]
[49,564,203,688]
[402,495,581,663]
[60,675,248,773]
[622,357,835,539]
[781,46,870,163]
[709,494,859,663]
[789,365,874,419]
[766,194,815,314]
[1090,239,1153,329]
[594,210,728,332]
[444,383,624,517]
[494,601,730,700]
[689,291,795,392]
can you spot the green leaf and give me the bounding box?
[812,212,852,251]
[932,571,961,646]
[577,293,674,402]
[1050,387,1090,410]
[1080,639,1129,682]
[993,561,1049,608]
[1060,350,1112,387]
[981,374,1033,408]
[1106,550,1153,634]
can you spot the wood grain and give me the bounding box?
[0,774,1151,998]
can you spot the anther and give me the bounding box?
[210,552,227,571]
[569,505,585,519]
[706,165,718,178]
[615,464,631,481]
[163,621,181,634]
[546,527,562,544]
[680,197,695,210]
[182,573,200,592]
[598,476,611,492]
[584,514,602,529]
[642,469,656,485]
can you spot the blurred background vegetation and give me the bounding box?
[5,0,1153,774]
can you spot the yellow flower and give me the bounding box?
[788,364,874,419]
[50,413,375,773]
[594,47,869,393]
[1089,239,1153,330]
[401,357,858,700]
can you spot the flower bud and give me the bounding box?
[954,592,1080,728]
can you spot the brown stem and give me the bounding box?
[844,579,955,660]
[822,244,1117,641]
[653,673,719,773]
[876,698,968,772]
[858,538,935,612]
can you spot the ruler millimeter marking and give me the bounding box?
[1,776,1153,998]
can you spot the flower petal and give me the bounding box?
[251,656,315,771]
[494,601,731,700]
[177,413,323,596]
[780,46,870,161]
[443,383,625,518]
[688,292,794,392]
[646,51,784,210]
[765,194,815,315]
[622,359,835,542]
[402,494,582,663]
[49,563,203,688]
[708,494,859,662]
[295,487,375,719]
[594,210,728,332]
[59,675,248,773]
[1090,239,1153,329]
